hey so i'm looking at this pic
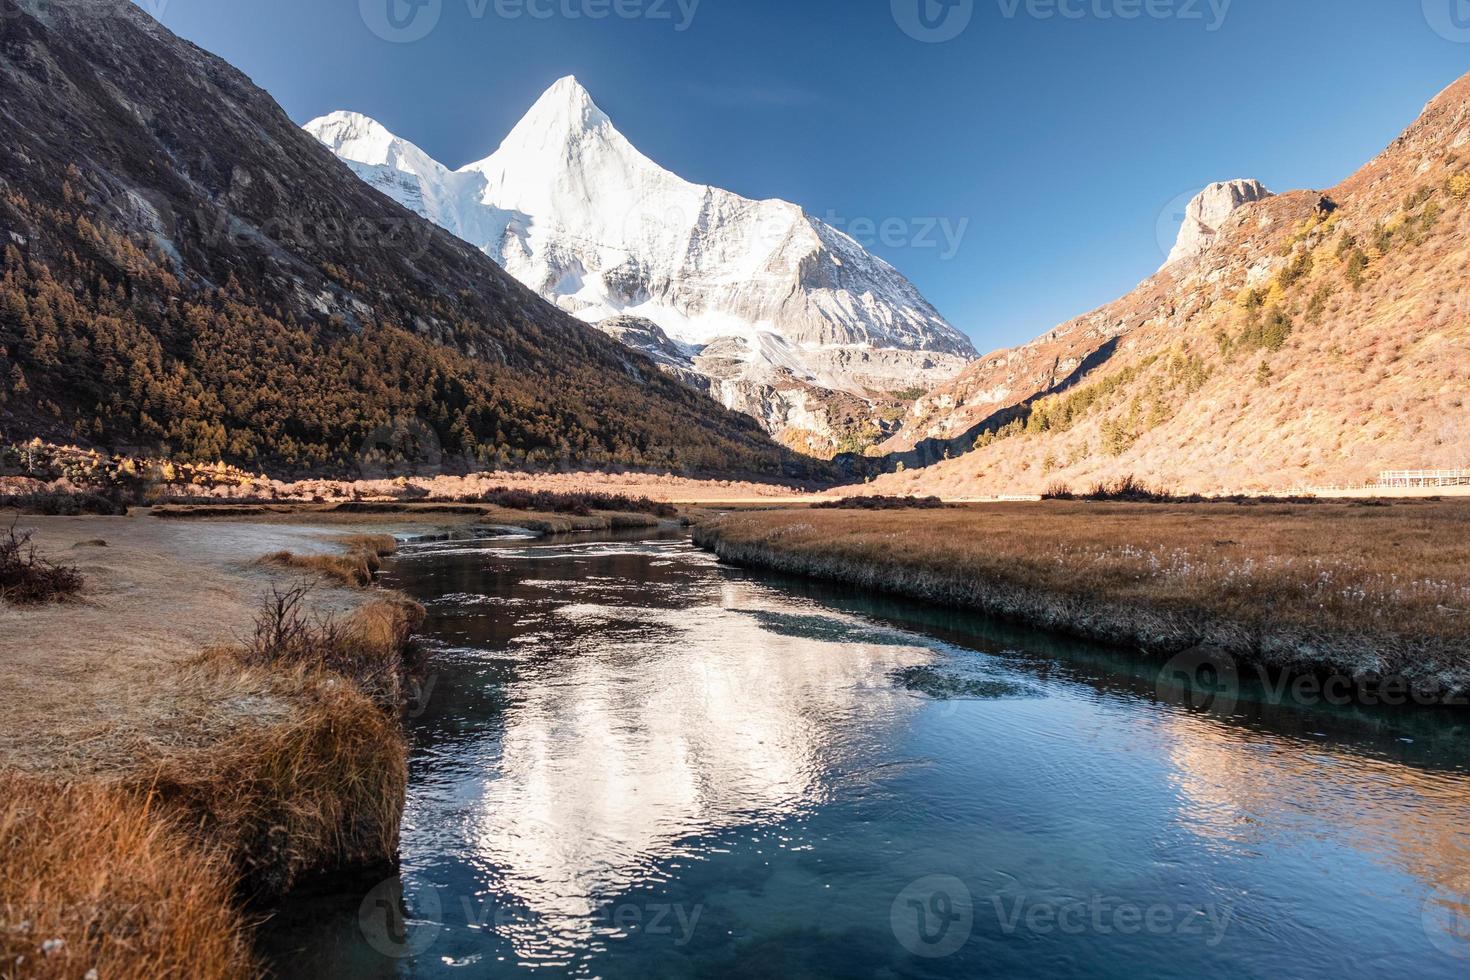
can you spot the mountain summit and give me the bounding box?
[0,0,815,479]
[307,79,976,455]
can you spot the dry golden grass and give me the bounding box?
[0,774,257,980]
[139,668,409,899]
[695,499,1470,696]
[2,519,428,978]
[259,550,373,588]
[257,532,400,587]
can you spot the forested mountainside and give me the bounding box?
[0,0,823,480]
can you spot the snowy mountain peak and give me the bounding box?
[307,78,976,446]
[466,76,615,170]
[303,110,442,179]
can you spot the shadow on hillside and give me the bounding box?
[850,336,1121,475]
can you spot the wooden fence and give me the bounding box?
[1374,469,1470,488]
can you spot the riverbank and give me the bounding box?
[693,499,1470,702]
[0,512,431,978]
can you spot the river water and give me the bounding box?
[262,528,1470,978]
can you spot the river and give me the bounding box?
[261,528,1470,978]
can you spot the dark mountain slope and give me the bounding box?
[0,0,822,479]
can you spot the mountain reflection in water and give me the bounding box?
[260,531,1470,979]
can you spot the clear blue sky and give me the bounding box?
[137,0,1470,354]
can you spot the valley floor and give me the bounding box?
[0,504,624,978]
[693,499,1470,703]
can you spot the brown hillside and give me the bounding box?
[872,72,1470,496]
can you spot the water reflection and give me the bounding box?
[400,539,938,966]
[260,531,1470,978]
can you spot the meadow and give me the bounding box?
[694,498,1470,699]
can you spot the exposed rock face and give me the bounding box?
[1163,179,1273,269]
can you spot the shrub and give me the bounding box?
[142,676,409,899]
[812,495,946,510]
[448,486,677,519]
[0,489,129,516]
[1276,250,1314,290]
[1305,284,1333,324]
[1344,249,1370,288]
[228,585,425,707]
[1081,475,1174,503]
[0,523,83,604]
[260,551,373,587]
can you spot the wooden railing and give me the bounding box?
[1375,469,1470,488]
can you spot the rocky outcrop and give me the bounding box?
[870,71,1470,494]
[1163,179,1273,269]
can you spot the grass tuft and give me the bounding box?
[258,534,399,587]
[138,672,409,899]
[0,774,258,979]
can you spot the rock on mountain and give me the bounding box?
[0,0,821,480]
[306,78,976,455]
[1163,179,1273,269]
[870,72,1470,495]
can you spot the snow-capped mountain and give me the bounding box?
[306,77,976,454]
